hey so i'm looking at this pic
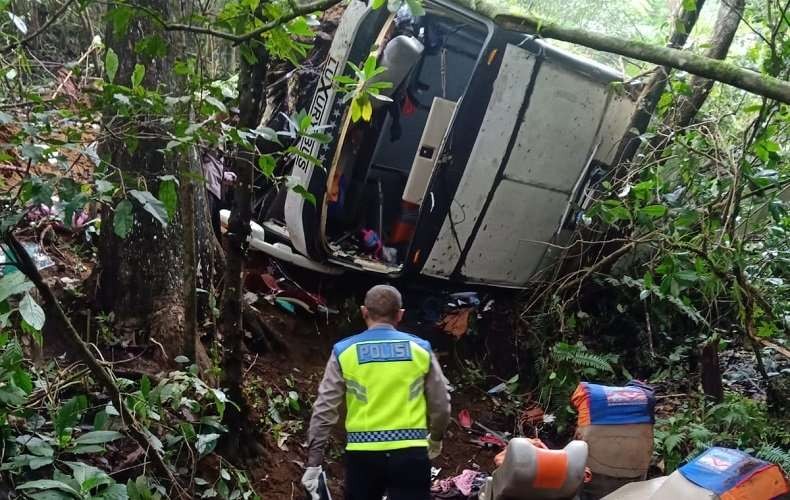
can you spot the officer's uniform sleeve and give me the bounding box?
[306,353,345,467]
[424,353,451,441]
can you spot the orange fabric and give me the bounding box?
[571,384,591,426]
[437,308,473,338]
[390,220,415,244]
[328,168,342,203]
[389,201,419,244]
[720,464,790,500]
[532,448,568,490]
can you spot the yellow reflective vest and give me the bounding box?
[333,327,432,451]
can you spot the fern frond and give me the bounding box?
[551,343,613,372]
[756,444,790,474]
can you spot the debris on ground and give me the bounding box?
[431,469,488,498]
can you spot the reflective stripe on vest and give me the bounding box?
[334,328,432,451]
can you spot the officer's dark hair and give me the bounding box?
[364,285,402,322]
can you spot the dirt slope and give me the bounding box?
[242,304,500,498]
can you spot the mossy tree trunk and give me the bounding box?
[95,0,211,370]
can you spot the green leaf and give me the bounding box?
[54,395,87,440]
[22,436,55,457]
[606,205,631,222]
[71,444,107,454]
[28,456,55,470]
[372,0,386,9]
[103,484,129,500]
[73,430,123,445]
[675,270,698,283]
[405,0,426,16]
[131,63,145,88]
[292,185,316,206]
[113,200,134,239]
[13,369,33,393]
[204,96,227,113]
[681,0,697,10]
[140,375,151,400]
[129,190,168,228]
[286,147,322,167]
[287,17,314,37]
[135,35,168,58]
[19,293,45,330]
[0,272,34,302]
[363,55,377,78]
[18,480,80,496]
[664,433,684,454]
[361,98,373,121]
[196,433,220,455]
[105,48,119,83]
[157,179,178,221]
[106,6,134,36]
[258,155,276,177]
[351,99,362,122]
[639,204,667,218]
[96,179,115,195]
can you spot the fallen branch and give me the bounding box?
[3,231,189,499]
[500,14,790,103]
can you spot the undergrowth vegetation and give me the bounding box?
[0,336,258,498]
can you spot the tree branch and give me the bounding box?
[230,0,342,45]
[1,0,78,54]
[499,14,790,104]
[125,0,341,44]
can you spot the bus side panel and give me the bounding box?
[421,44,536,280]
[284,0,385,260]
[458,48,612,285]
[595,92,637,166]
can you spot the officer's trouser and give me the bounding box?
[344,447,430,500]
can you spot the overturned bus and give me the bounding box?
[247,0,639,288]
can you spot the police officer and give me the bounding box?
[302,285,451,500]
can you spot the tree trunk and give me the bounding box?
[180,146,217,371]
[701,340,724,403]
[220,43,269,460]
[611,0,706,170]
[94,0,210,369]
[662,0,745,131]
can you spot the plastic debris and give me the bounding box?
[487,382,507,395]
[458,409,473,429]
[0,242,55,275]
[275,298,296,314]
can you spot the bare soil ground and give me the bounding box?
[242,303,502,499]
